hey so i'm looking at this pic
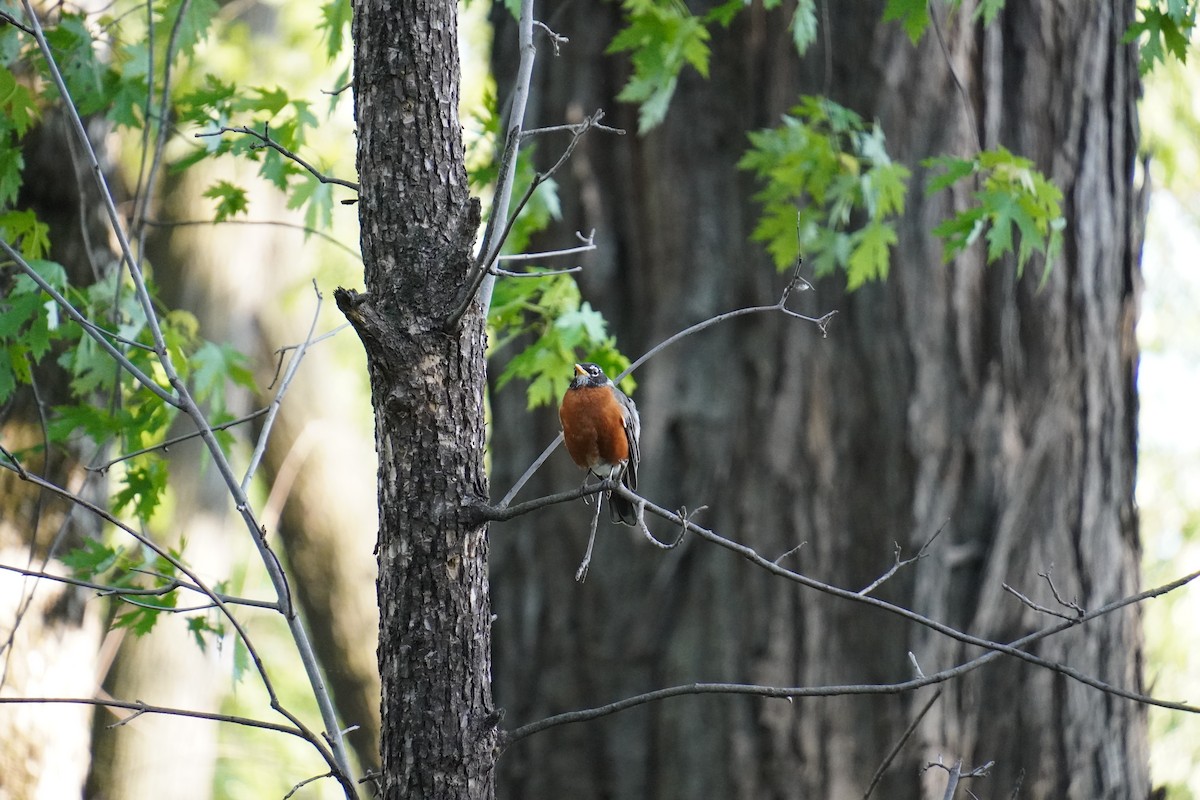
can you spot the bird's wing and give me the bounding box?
[616,390,640,489]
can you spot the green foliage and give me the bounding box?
[608,0,712,132]
[61,538,198,638]
[203,179,250,221]
[318,0,352,61]
[490,272,632,409]
[739,96,910,289]
[883,0,930,42]
[1126,0,1197,75]
[925,147,1065,282]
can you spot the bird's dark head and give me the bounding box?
[570,362,610,389]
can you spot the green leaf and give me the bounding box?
[847,221,896,289]
[62,539,121,578]
[202,179,250,222]
[43,15,108,114]
[883,0,930,42]
[160,0,218,56]
[318,0,352,61]
[925,146,1064,280]
[0,67,40,136]
[791,0,818,54]
[0,211,51,260]
[113,458,170,519]
[0,146,23,207]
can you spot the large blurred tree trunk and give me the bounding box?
[0,110,109,799]
[489,1,1145,798]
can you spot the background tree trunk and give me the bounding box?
[1,110,111,800]
[489,1,1146,798]
[346,0,495,796]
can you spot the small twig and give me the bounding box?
[497,230,596,262]
[773,542,806,565]
[928,0,983,155]
[575,493,605,582]
[1038,565,1085,616]
[908,652,927,680]
[533,19,568,54]
[284,772,335,800]
[0,8,35,34]
[520,118,625,140]
[490,264,583,277]
[863,688,943,800]
[632,499,686,550]
[195,125,360,192]
[858,524,945,597]
[0,443,29,480]
[1001,583,1082,623]
[322,83,352,96]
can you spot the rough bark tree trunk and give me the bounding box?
[489,1,1145,798]
[342,0,496,796]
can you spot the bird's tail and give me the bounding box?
[608,473,638,526]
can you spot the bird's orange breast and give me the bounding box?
[560,386,629,470]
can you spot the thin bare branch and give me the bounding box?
[284,772,336,800]
[863,689,943,800]
[575,494,605,582]
[501,566,1199,747]
[1039,565,1085,616]
[87,407,271,473]
[195,124,360,191]
[0,562,277,610]
[533,19,567,54]
[611,482,1200,713]
[241,283,323,491]
[496,230,596,262]
[0,7,35,33]
[0,696,308,739]
[1002,582,1082,623]
[143,217,362,261]
[490,264,582,277]
[858,524,945,597]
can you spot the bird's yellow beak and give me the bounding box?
[574,363,587,376]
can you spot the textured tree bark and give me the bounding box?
[489,1,1145,798]
[343,0,495,796]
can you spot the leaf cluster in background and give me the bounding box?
[925,147,1065,283]
[609,0,820,133]
[1126,0,1197,75]
[739,96,910,289]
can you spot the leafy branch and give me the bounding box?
[925,146,1066,282]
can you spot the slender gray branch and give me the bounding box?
[501,567,1200,747]
[0,696,308,739]
[195,125,360,191]
[87,407,271,473]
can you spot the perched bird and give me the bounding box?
[559,362,641,525]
